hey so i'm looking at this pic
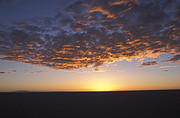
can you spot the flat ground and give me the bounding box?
[0,90,180,118]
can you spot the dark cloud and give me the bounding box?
[78,68,106,73]
[0,0,180,71]
[162,70,168,72]
[0,72,9,74]
[139,61,159,68]
[165,54,180,62]
[12,70,18,72]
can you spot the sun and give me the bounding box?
[92,83,112,91]
[88,79,116,91]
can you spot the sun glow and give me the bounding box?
[88,78,117,91]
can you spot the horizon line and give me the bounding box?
[1,89,180,93]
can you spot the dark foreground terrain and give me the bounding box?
[0,90,180,118]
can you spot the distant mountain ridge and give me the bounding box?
[11,90,37,93]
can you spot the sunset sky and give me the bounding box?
[0,0,180,92]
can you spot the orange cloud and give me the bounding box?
[117,70,125,72]
[0,0,179,72]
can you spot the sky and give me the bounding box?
[0,0,180,92]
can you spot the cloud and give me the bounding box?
[0,72,10,74]
[139,61,159,68]
[117,70,125,72]
[165,54,180,62]
[0,70,18,75]
[78,68,106,73]
[159,65,178,68]
[0,0,180,72]
[93,68,106,72]
[25,71,49,74]
[162,70,168,72]
[12,70,18,72]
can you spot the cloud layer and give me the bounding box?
[0,0,180,71]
